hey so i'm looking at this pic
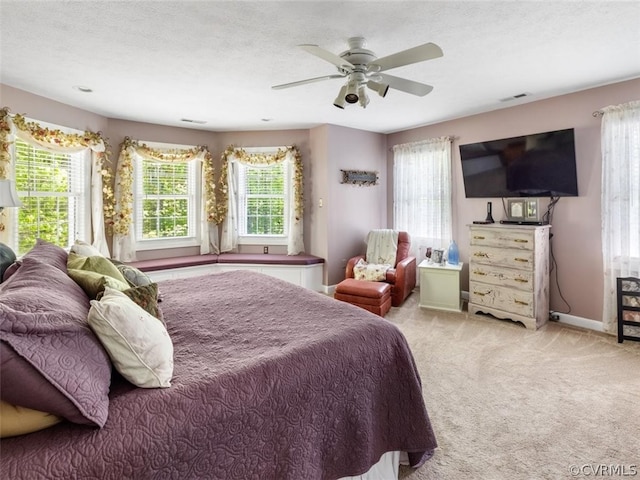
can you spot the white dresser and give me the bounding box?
[468,224,550,330]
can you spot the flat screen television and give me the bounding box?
[459,128,578,198]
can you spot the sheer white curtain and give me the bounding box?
[220,146,304,255]
[601,100,640,334]
[393,137,453,265]
[0,110,110,255]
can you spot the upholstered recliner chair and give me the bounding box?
[344,231,416,307]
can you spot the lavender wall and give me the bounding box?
[3,78,639,322]
[386,78,640,322]
[324,125,387,285]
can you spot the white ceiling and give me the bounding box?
[1,1,639,134]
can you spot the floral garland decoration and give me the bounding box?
[0,107,11,180]
[0,108,115,233]
[0,108,11,231]
[113,138,216,235]
[216,145,303,224]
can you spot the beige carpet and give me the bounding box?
[386,290,640,480]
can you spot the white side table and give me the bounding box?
[418,260,463,312]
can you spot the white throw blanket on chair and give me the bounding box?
[366,229,398,266]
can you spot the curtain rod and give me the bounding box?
[593,110,604,117]
[390,135,457,151]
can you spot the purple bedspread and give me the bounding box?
[1,270,436,479]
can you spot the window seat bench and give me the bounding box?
[129,253,324,291]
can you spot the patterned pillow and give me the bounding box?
[88,287,173,388]
[353,258,391,282]
[0,256,112,427]
[116,263,153,288]
[97,282,163,323]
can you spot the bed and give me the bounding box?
[0,243,436,480]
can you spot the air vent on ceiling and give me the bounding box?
[180,118,207,124]
[499,92,532,102]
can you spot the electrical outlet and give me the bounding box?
[263,246,269,254]
[549,311,560,321]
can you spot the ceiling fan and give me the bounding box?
[272,37,443,109]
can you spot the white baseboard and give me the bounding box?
[461,290,604,333]
[325,284,337,295]
[555,313,604,332]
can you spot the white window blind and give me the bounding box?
[237,162,288,237]
[134,158,198,243]
[393,138,453,253]
[13,138,89,255]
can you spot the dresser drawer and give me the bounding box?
[470,263,534,291]
[469,282,534,318]
[470,228,535,250]
[469,245,535,271]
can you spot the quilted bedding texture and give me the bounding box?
[1,270,436,480]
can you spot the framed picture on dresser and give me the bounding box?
[507,198,540,222]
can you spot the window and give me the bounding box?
[393,137,453,254]
[13,138,90,255]
[134,150,200,249]
[237,162,288,241]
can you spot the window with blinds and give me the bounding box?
[13,138,90,255]
[134,158,199,246]
[237,162,288,238]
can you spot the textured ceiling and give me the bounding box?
[1,1,639,134]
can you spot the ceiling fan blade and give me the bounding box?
[271,74,345,90]
[370,42,443,73]
[299,44,355,71]
[378,73,434,96]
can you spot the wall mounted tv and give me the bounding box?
[459,128,578,198]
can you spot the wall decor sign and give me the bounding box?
[340,169,379,186]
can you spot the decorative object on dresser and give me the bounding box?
[468,224,550,330]
[431,248,444,265]
[617,277,640,343]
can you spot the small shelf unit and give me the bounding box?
[617,277,640,343]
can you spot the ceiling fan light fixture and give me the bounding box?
[357,85,369,108]
[344,81,359,104]
[367,80,389,98]
[333,85,347,109]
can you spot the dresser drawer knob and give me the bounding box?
[473,271,486,276]
[473,235,486,240]
[514,239,529,243]
[474,291,486,297]
[474,252,489,258]
[515,278,529,283]
[514,257,529,263]
[514,300,529,306]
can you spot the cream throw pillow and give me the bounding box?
[88,287,173,388]
[353,258,391,282]
[70,239,104,258]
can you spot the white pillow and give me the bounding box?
[88,287,173,388]
[71,239,104,258]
